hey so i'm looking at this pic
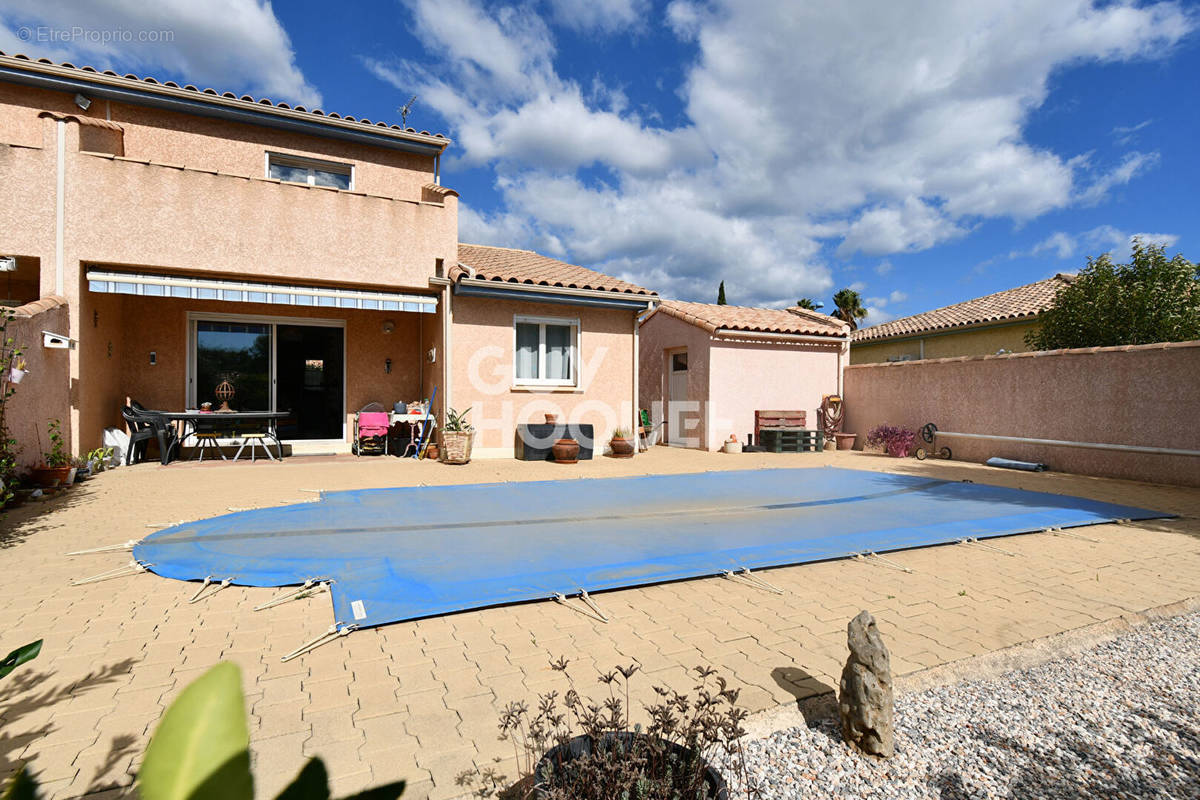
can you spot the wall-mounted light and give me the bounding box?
[381,320,395,334]
[385,358,392,374]
[74,93,92,111]
[0,256,16,272]
[149,351,157,365]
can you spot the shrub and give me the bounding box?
[456,658,759,799]
[867,425,916,458]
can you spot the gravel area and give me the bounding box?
[717,611,1200,799]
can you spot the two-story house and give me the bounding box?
[0,51,654,461]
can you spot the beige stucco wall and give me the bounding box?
[843,340,1200,487]
[851,321,1041,364]
[450,295,639,457]
[3,300,72,471]
[707,338,844,451]
[637,311,712,449]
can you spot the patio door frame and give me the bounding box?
[185,310,347,444]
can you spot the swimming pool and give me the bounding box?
[135,467,1169,631]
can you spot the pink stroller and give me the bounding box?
[353,403,391,456]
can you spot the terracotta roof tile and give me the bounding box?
[0,51,449,147]
[12,294,68,318]
[649,300,848,337]
[456,244,655,296]
[852,274,1076,343]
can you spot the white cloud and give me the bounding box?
[1024,225,1178,263]
[875,259,894,276]
[838,197,968,257]
[888,290,908,304]
[862,306,894,327]
[1130,232,1179,250]
[1076,151,1161,205]
[376,0,1192,305]
[1031,231,1080,260]
[546,0,650,35]
[1112,118,1152,145]
[0,0,320,106]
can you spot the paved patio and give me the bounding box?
[1,448,1197,799]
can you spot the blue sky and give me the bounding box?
[1,1,1197,325]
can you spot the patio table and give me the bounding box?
[390,411,437,457]
[165,411,289,461]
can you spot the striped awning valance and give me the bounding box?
[86,270,437,313]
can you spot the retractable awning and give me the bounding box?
[86,270,437,313]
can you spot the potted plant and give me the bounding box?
[32,419,73,488]
[9,355,26,384]
[72,455,91,482]
[834,432,858,450]
[87,446,114,473]
[866,424,917,458]
[439,407,474,464]
[608,427,634,458]
[456,658,754,799]
[552,435,580,464]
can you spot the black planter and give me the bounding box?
[534,732,728,799]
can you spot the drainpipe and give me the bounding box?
[631,311,639,447]
[55,119,65,295]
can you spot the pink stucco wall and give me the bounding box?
[0,81,438,197]
[639,311,846,450]
[450,295,639,456]
[637,311,711,447]
[843,340,1200,487]
[1,79,457,454]
[3,299,72,471]
[707,338,845,451]
[75,293,430,447]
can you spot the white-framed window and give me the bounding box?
[266,152,353,190]
[514,315,579,387]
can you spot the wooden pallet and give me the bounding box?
[759,427,824,453]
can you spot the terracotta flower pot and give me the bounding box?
[31,465,73,488]
[834,432,857,451]
[609,436,635,458]
[551,437,580,464]
[424,443,440,460]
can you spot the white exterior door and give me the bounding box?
[668,350,690,446]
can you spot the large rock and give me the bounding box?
[838,610,894,757]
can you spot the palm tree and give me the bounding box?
[832,288,868,330]
[795,298,820,310]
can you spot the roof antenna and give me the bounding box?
[398,95,417,127]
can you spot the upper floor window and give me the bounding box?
[514,316,579,387]
[267,153,353,189]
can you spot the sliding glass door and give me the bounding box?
[189,314,345,441]
[194,321,271,411]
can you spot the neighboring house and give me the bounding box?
[639,301,848,450]
[851,274,1075,364]
[0,51,653,458]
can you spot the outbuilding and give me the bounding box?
[638,301,849,450]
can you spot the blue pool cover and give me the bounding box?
[134,467,1169,629]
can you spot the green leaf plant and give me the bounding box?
[4,662,406,800]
